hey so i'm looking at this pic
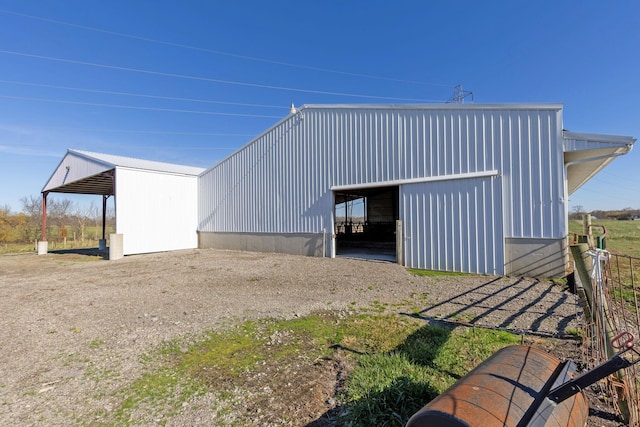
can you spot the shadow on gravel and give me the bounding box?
[413,277,579,337]
[49,247,107,258]
[307,324,451,426]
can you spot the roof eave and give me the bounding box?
[563,131,636,195]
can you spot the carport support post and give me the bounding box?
[102,195,107,240]
[99,195,108,251]
[37,192,48,255]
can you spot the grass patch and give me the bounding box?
[339,325,520,426]
[565,328,583,341]
[89,338,104,350]
[103,311,522,426]
[112,368,204,425]
[569,219,640,313]
[0,242,36,254]
[407,268,472,277]
[181,321,267,383]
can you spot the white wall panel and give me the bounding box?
[116,168,199,255]
[401,176,504,275]
[43,152,111,192]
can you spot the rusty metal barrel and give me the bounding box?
[406,345,588,427]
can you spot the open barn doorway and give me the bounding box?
[334,186,398,262]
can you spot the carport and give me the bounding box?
[41,169,115,254]
[40,149,204,257]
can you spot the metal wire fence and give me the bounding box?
[579,251,640,426]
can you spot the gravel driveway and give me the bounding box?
[0,249,583,426]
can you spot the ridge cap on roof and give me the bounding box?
[67,149,205,175]
[296,102,564,111]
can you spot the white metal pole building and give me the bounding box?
[197,103,635,277]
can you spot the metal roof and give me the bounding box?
[42,149,205,195]
[69,149,206,175]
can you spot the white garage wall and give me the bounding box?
[115,168,199,255]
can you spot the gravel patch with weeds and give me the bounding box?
[0,248,617,426]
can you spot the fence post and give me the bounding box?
[583,214,594,247]
[570,243,594,321]
[571,244,631,422]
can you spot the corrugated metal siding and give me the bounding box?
[199,115,334,234]
[117,168,199,255]
[498,110,565,238]
[401,176,504,275]
[200,106,564,238]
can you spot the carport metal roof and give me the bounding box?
[42,149,205,196]
[47,169,116,195]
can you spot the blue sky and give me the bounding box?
[0,1,638,213]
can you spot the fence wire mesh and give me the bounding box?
[580,251,640,426]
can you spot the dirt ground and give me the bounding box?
[0,248,625,426]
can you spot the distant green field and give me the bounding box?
[568,219,640,258]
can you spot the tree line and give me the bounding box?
[0,195,114,246]
[570,205,640,220]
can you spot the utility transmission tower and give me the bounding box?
[446,84,474,103]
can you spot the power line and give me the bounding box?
[0,95,282,118]
[591,177,638,193]
[0,140,241,151]
[0,79,288,110]
[0,9,454,89]
[65,129,254,137]
[0,49,444,103]
[0,124,255,137]
[598,170,636,182]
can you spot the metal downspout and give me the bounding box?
[564,146,633,174]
